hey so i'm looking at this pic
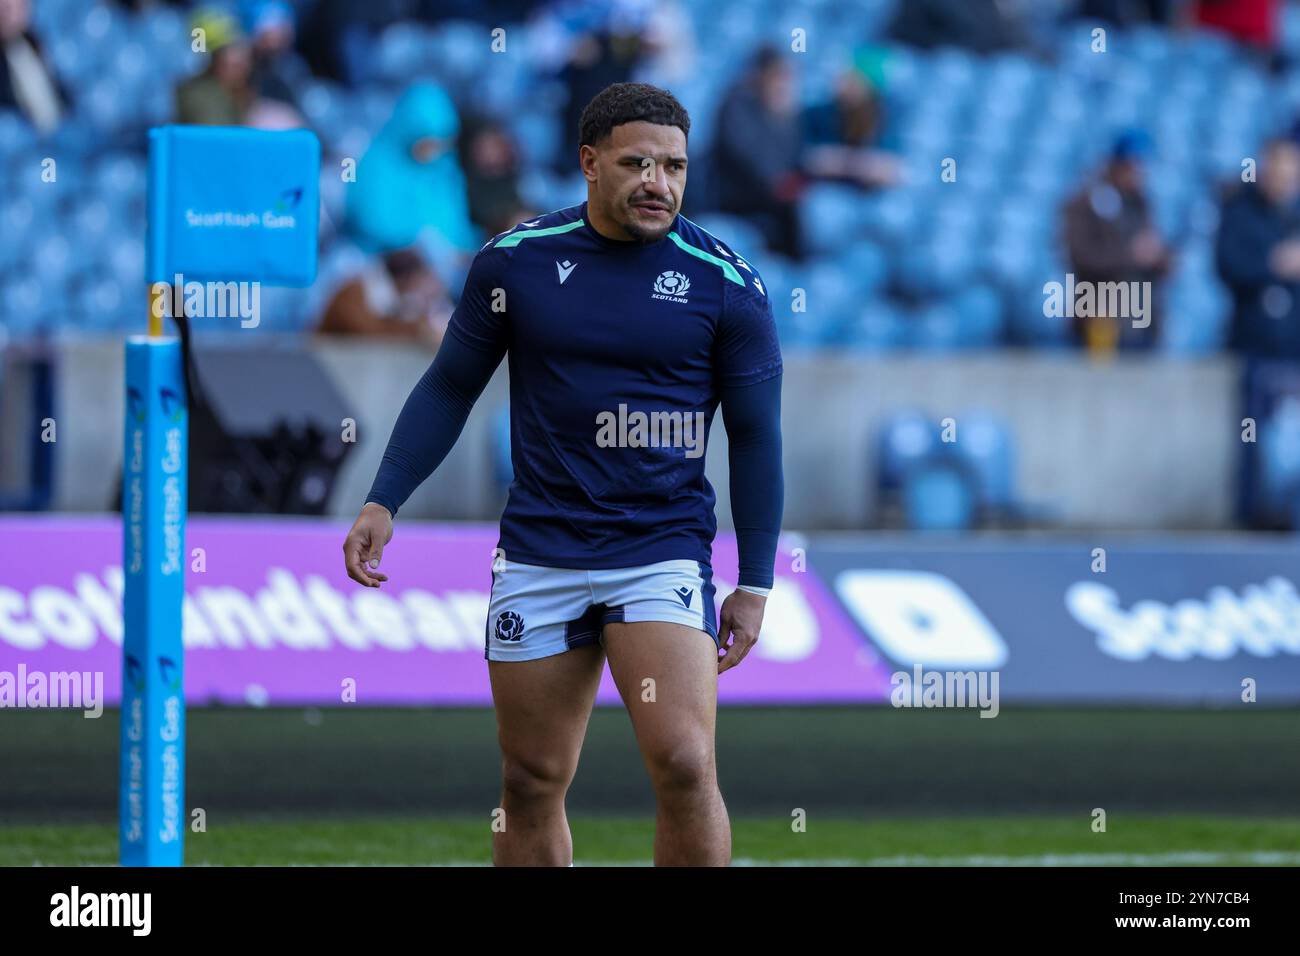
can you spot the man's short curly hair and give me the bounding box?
[578,82,691,149]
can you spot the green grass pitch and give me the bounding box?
[5,814,1300,866]
[2,706,1298,865]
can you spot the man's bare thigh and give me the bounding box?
[602,620,719,747]
[489,643,606,770]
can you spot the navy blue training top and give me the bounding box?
[366,201,784,585]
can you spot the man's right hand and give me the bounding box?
[344,502,394,587]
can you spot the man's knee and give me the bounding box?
[644,741,714,794]
[500,753,573,804]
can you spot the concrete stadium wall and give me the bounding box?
[7,338,1241,529]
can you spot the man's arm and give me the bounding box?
[713,257,784,672]
[714,373,783,674]
[720,374,784,591]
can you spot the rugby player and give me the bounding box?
[343,82,784,866]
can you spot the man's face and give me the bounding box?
[1109,157,1143,194]
[0,0,29,40]
[759,62,795,115]
[213,42,252,84]
[410,136,449,164]
[1265,142,1300,205]
[581,121,687,242]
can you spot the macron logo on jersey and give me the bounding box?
[556,259,577,284]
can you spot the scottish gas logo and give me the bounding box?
[183,191,301,231]
[274,187,304,213]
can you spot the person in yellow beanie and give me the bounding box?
[175,9,254,126]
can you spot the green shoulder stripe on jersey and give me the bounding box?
[492,218,585,248]
[667,231,745,285]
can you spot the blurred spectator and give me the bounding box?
[556,29,643,172]
[1077,0,1177,26]
[1062,130,1171,352]
[346,82,479,256]
[801,52,901,191]
[176,10,254,126]
[318,247,451,345]
[241,0,311,114]
[711,46,805,259]
[1193,0,1278,51]
[889,0,1030,53]
[627,0,697,84]
[296,0,411,86]
[457,116,533,238]
[1216,137,1300,360]
[0,0,68,135]
[416,0,537,23]
[114,0,188,9]
[547,0,701,86]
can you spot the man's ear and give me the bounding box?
[579,144,599,183]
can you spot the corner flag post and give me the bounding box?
[119,314,188,866]
[119,124,319,866]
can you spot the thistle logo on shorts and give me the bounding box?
[652,270,690,303]
[494,610,525,642]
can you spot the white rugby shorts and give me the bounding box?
[484,558,719,661]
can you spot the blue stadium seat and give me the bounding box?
[2,277,47,334]
[902,463,976,532]
[910,300,963,351]
[510,110,561,172]
[74,275,129,332]
[91,153,146,202]
[838,240,889,298]
[799,261,859,341]
[897,236,975,297]
[0,197,37,253]
[72,199,113,246]
[108,238,146,288]
[428,21,494,87]
[0,113,36,161]
[30,234,74,285]
[299,81,348,143]
[842,298,908,351]
[376,23,430,83]
[801,183,866,255]
[953,412,1016,511]
[859,187,924,247]
[877,411,939,494]
[951,284,1005,347]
